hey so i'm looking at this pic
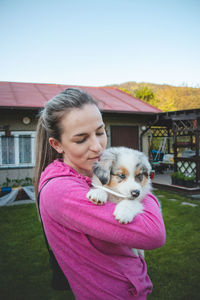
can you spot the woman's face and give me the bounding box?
[50,104,107,177]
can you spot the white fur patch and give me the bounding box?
[132,248,145,257]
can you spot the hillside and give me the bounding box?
[109,82,200,112]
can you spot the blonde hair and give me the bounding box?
[34,88,98,201]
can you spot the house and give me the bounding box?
[0,81,161,185]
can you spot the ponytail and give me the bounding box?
[34,88,98,205]
[34,115,61,204]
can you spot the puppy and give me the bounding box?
[87,146,152,257]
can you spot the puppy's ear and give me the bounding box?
[93,148,117,185]
[139,153,152,178]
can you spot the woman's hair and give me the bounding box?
[34,88,98,200]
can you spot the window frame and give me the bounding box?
[0,131,36,168]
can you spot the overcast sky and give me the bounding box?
[0,0,199,87]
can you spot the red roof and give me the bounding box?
[0,81,161,113]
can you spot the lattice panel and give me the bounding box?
[151,127,173,137]
[173,120,195,135]
[177,160,196,176]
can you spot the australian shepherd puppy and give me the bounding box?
[87,146,152,257]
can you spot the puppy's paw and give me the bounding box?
[113,204,134,224]
[87,188,108,205]
[113,200,143,224]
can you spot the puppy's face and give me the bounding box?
[93,147,151,201]
[106,157,150,200]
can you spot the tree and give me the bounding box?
[135,86,155,102]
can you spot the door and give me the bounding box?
[111,126,139,149]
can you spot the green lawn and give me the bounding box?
[0,189,199,300]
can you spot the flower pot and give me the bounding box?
[176,179,184,186]
[184,180,195,188]
[171,178,177,185]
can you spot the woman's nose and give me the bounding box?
[90,136,102,152]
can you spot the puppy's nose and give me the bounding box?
[131,190,140,198]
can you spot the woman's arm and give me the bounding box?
[41,177,166,250]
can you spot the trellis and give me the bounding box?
[172,117,200,184]
[149,126,173,156]
[145,109,200,185]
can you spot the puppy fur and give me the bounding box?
[87,146,152,257]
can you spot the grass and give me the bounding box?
[0,189,199,300]
[148,189,200,300]
[0,204,75,300]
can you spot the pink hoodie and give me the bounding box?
[39,159,166,300]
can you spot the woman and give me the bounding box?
[35,88,166,300]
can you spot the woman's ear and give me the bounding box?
[49,137,63,154]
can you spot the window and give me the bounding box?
[19,135,32,163]
[2,136,15,164]
[0,131,35,168]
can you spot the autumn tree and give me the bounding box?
[135,86,155,102]
[118,82,200,112]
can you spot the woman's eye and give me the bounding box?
[119,174,126,179]
[136,174,143,182]
[96,131,105,136]
[75,138,87,144]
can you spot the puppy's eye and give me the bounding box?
[136,173,143,182]
[119,174,126,179]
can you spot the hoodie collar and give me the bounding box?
[39,159,92,191]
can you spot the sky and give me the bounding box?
[0,0,200,88]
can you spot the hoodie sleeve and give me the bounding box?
[40,176,166,250]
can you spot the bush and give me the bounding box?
[171,172,179,179]
[183,174,195,181]
[2,177,32,188]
